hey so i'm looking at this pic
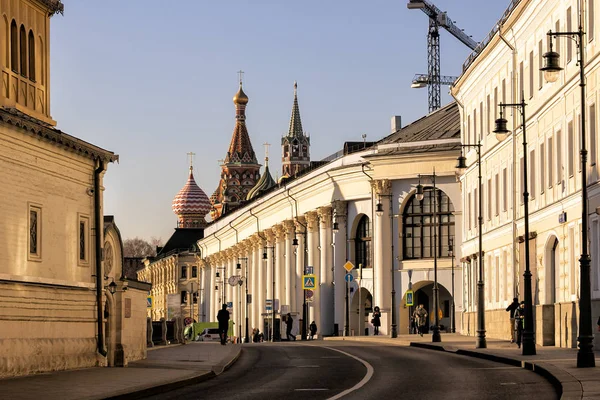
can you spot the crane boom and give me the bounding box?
[407,0,478,50]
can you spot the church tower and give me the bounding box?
[281,82,310,177]
[172,155,211,228]
[210,76,260,220]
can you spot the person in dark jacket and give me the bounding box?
[217,304,230,345]
[285,313,296,341]
[514,301,525,349]
[372,306,381,335]
[309,321,317,340]
[506,297,519,343]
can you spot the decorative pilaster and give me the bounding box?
[372,179,392,335]
[294,217,307,317]
[283,220,296,312]
[317,206,334,335]
[305,211,320,328]
[332,200,347,333]
[274,225,286,311]
[264,229,276,309]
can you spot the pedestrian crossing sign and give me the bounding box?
[302,274,316,290]
[147,296,153,309]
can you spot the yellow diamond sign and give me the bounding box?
[343,261,355,272]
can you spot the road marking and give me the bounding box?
[322,346,374,400]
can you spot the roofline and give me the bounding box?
[0,107,118,163]
[32,0,64,16]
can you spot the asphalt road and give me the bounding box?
[141,341,559,400]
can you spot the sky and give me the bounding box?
[49,0,512,243]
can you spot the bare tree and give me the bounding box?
[123,237,156,258]
[149,236,164,250]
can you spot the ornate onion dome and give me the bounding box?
[172,166,211,227]
[225,81,258,164]
[233,83,249,105]
[246,157,276,201]
[287,81,304,138]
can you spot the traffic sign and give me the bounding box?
[306,266,314,275]
[302,274,316,289]
[343,261,355,272]
[405,290,414,306]
[147,296,153,309]
[305,289,314,299]
[265,299,272,311]
[344,273,354,283]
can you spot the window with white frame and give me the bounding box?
[529,51,534,99]
[568,120,574,177]
[487,178,492,220]
[548,136,554,187]
[530,149,536,200]
[78,214,90,264]
[588,0,595,42]
[567,7,573,62]
[520,157,524,204]
[28,203,42,260]
[486,95,491,135]
[494,173,499,216]
[538,41,543,90]
[502,168,508,212]
[556,130,563,184]
[590,104,597,167]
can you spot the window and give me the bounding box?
[181,291,187,304]
[473,108,477,143]
[556,130,562,183]
[193,292,198,304]
[355,215,371,268]
[468,192,472,229]
[181,265,187,279]
[519,61,524,97]
[494,174,499,216]
[28,30,35,81]
[555,20,561,55]
[494,87,498,121]
[487,178,492,220]
[480,102,484,139]
[28,204,41,260]
[568,121,574,177]
[403,188,455,259]
[467,115,471,145]
[474,187,478,227]
[502,168,508,211]
[520,157,524,204]
[548,136,554,187]
[192,266,198,278]
[541,142,546,194]
[589,0,595,41]
[78,215,90,264]
[19,25,26,77]
[10,20,17,72]
[502,79,506,104]
[590,104,597,166]
[567,7,573,62]
[538,41,543,90]
[530,149,536,200]
[529,51,534,99]
[487,95,491,134]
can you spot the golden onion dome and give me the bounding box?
[233,84,249,105]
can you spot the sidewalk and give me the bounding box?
[0,342,242,400]
[325,333,600,400]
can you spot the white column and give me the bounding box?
[295,218,307,318]
[373,179,392,335]
[284,220,295,312]
[306,211,320,333]
[318,206,334,336]
[274,226,285,312]
[210,262,217,321]
[333,201,347,334]
[257,239,265,332]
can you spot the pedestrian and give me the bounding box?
[514,301,525,349]
[285,313,296,341]
[372,306,381,335]
[413,304,428,337]
[597,316,600,332]
[217,303,230,346]
[506,297,519,343]
[309,321,317,340]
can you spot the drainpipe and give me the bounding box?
[499,25,519,298]
[94,159,107,357]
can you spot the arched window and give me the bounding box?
[10,20,17,72]
[403,188,455,259]
[355,215,372,268]
[19,25,26,77]
[28,30,35,81]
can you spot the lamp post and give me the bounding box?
[449,238,455,333]
[237,258,249,343]
[262,246,276,342]
[541,24,595,368]
[415,171,441,342]
[456,141,486,348]
[494,98,536,356]
[215,266,226,306]
[292,224,308,341]
[375,193,398,338]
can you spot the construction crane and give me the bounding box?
[407,0,479,113]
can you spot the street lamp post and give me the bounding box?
[456,141,486,348]
[237,258,250,343]
[375,193,398,338]
[262,246,276,342]
[541,24,595,368]
[415,171,441,342]
[494,98,536,356]
[449,238,455,333]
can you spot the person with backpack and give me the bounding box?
[217,304,230,345]
[506,297,519,343]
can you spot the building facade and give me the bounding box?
[452,0,600,347]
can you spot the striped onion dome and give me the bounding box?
[172,167,211,219]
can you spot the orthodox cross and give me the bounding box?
[238,70,244,85]
[187,152,196,168]
[263,142,270,162]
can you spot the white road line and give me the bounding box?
[322,346,374,400]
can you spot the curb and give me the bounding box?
[409,342,576,399]
[104,345,243,400]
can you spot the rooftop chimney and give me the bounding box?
[391,116,402,133]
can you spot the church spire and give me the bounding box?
[281,81,310,178]
[287,81,304,138]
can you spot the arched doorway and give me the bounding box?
[545,235,559,304]
[401,281,453,335]
[349,287,372,336]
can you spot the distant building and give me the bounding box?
[281,82,311,178]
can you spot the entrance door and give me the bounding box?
[415,290,430,333]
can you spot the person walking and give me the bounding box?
[413,304,428,337]
[217,304,230,346]
[285,313,296,341]
[309,321,317,340]
[372,306,381,335]
[514,301,525,349]
[506,297,519,343]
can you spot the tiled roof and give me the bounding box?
[156,228,204,258]
[172,167,211,218]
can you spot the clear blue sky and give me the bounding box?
[50,0,511,242]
